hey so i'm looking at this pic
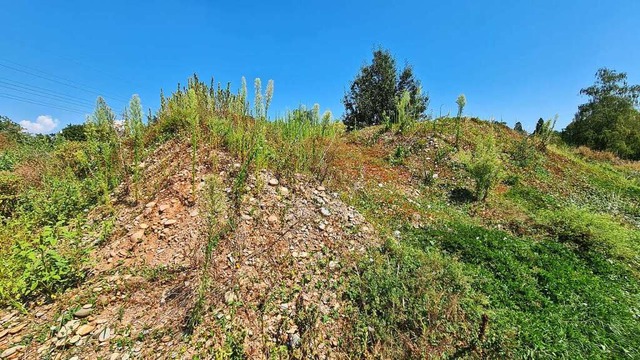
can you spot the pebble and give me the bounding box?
[267,215,279,224]
[241,214,252,221]
[98,327,111,342]
[68,334,81,344]
[164,219,177,226]
[139,223,149,229]
[159,204,170,212]
[95,318,108,324]
[320,208,331,217]
[1,346,24,358]
[161,335,171,343]
[109,353,120,360]
[268,178,279,186]
[0,329,7,339]
[278,186,289,196]
[74,308,92,318]
[145,201,156,208]
[131,230,145,242]
[82,304,93,309]
[318,223,326,231]
[8,323,25,334]
[224,291,237,304]
[317,186,326,191]
[69,356,79,360]
[76,324,95,336]
[35,311,45,318]
[190,210,199,217]
[288,333,301,348]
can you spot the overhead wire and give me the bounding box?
[0,93,89,115]
[0,60,129,105]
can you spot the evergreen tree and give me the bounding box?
[343,48,428,130]
[514,122,525,134]
[533,118,545,135]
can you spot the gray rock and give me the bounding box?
[74,308,93,318]
[288,333,301,348]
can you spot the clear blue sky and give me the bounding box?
[1,0,639,133]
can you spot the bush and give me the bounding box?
[510,136,538,168]
[0,172,22,218]
[458,134,502,201]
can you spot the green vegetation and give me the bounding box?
[455,93,466,148]
[563,68,640,160]
[342,48,428,130]
[457,133,502,201]
[2,58,640,358]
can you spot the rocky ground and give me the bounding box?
[0,140,380,359]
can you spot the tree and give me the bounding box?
[60,124,87,141]
[514,122,525,134]
[533,116,557,151]
[0,115,25,142]
[343,48,428,130]
[562,68,640,159]
[533,118,545,135]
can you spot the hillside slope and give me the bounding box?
[1,80,640,359]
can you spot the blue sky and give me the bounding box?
[1,0,639,133]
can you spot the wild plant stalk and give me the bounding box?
[127,94,144,202]
[265,80,274,120]
[254,78,263,119]
[188,88,200,195]
[86,97,119,208]
[455,94,466,149]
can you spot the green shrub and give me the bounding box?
[9,225,85,299]
[388,145,409,165]
[510,136,538,168]
[458,134,502,201]
[0,172,22,218]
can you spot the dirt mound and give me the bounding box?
[0,140,379,359]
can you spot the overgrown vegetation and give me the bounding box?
[2,57,640,359]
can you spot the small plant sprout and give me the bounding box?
[455,94,466,149]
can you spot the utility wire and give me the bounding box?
[0,60,129,105]
[0,77,96,106]
[0,93,89,115]
[0,82,94,108]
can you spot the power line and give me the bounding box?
[0,93,89,115]
[0,60,129,105]
[0,77,96,106]
[0,82,95,108]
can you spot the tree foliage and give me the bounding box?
[0,115,25,142]
[563,68,640,160]
[343,49,428,130]
[60,124,87,141]
[514,122,525,134]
